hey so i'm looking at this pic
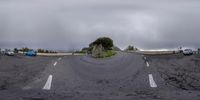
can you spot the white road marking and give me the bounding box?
[43,75,53,90]
[144,57,146,60]
[53,61,57,66]
[58,58,62,60]
[146,62,150,67]
[148,74,157,88]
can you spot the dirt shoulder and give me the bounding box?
[148,54,200,90]
[0,55,57,90]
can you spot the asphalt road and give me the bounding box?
[0,52,200,100]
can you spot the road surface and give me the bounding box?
[0,52,200,100]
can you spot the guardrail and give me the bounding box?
[18,51,85,56]
[137,51,200,55]
[37,53,85,56]
[141,51,175,55]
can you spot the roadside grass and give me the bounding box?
[92,50,117,58]
[94,50,116,58]
[103,50,116,57]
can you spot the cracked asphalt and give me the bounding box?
[0,52,200,100]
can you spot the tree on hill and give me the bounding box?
[89,37,114,50]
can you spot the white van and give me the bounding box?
[183,49,193,55]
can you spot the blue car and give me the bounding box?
[25,50,37,56]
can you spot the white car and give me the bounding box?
[183,49,193,55]
[5,51,15,56]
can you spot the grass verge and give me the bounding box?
[103,50,116,57]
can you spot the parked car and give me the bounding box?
[183,49,193,55]
[198,48,200,54]
[5,50,15,56]
[25,50,37,56]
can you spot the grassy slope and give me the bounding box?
[101,50,117,58]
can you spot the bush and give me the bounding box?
[81,47,89,53]
[74,50,85,54]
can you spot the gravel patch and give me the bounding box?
[149,54,200,90]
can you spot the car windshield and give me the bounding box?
[0,0,200,100]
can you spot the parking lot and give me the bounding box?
[0,52,200,100]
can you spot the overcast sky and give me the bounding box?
[0,0,200,50]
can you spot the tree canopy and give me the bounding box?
[89,37,114,50]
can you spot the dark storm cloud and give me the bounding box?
[0,0,200,50]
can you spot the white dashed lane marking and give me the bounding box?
[146,62,150,67]
[148,74,157,88]
[53,61,57,66]
[58,58,62,61]
[43,75,53,90]
[42,59,59,90]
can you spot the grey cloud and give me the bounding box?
[0,0,200,50]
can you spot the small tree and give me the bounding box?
[135,48,139,51]
[19,47,29,52]
[125,45,139,51]
[128,45,134,50]
[45,50,49,53]
[14,48,18,53]
[38,48,45,53]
